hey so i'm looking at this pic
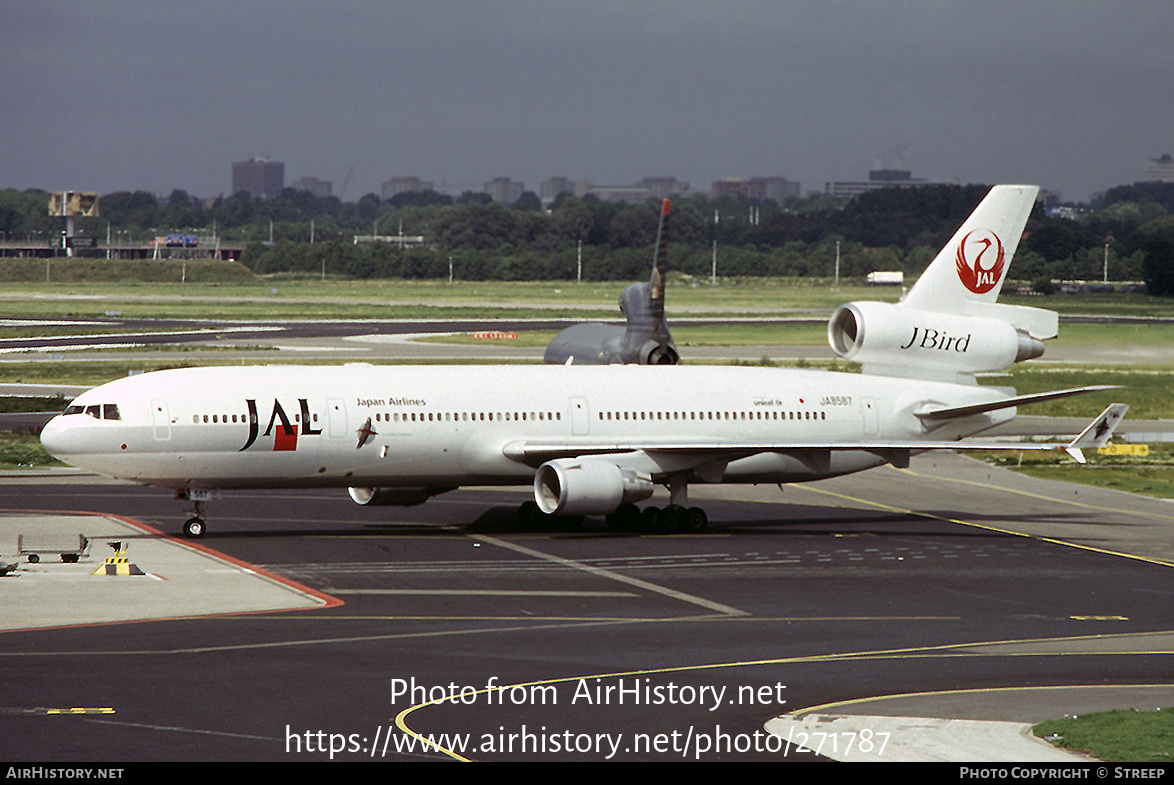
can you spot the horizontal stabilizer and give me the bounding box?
[914,385,1121,421]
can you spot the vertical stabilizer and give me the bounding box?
[648,198,670,325]
[902,185,1038,313]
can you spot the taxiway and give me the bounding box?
[1,452,1171,762]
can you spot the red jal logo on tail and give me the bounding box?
[955,229,1005,294]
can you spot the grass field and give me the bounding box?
[981,444,1174,497]
[2,267,1172,312]
[0,276,890,319]
[1034,708,1174,762]
[978,367,1174,418]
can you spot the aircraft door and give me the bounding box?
[326,398,347,438]
[151,399,171,440]
[861,397,879,436]
[569,397,590,435]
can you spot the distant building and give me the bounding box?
[637,177,691,200]
[291,176,332,198]
[586,184,652,204]
[713,178,764,200]
[820,165,953,198]
[232,157,284,199]
[711,177,799,202]
[484,177,525,205]
[382,176,435,201]
[562,176,690,205]
[746,177,798,203]
[540,176,574,205]
[1143,154,1174,183]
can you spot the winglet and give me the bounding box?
[1062,403,1129,463]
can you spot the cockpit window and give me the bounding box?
[63,403,121,421]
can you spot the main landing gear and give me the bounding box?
[613,473,708,533]
[604,503,708,534]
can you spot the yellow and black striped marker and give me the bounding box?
[91,557,145,576]
[92,542,144,576]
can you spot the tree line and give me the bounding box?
[3,182,1174,291]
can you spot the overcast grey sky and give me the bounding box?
[3,0,1171,203]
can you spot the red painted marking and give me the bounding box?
[0,508,344,634]
[955,229,1005,294]
[273,423,298,451]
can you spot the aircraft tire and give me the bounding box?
[183,517,206,539]
[605,504,641,532]
[684,507,708,533]
[656,505,683,534]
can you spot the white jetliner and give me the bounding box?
[41,185,1127,538]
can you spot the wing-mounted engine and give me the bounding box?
[534,458,654,516]
[348,486,456,507]
[828,301,1049,382]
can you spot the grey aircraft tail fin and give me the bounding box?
[544,198,679,365]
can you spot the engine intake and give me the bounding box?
[639,340,680,365]
[534,458,654,516]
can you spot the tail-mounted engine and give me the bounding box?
[828,301,1047,380]
[639,339,680,365]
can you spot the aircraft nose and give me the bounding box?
[39,415,75,459]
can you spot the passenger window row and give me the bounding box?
[373,411,562,423]
[599,410,825,422]
[184,408,823,427]
[193,413,250,424]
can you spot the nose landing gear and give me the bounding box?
[177,489,211,538]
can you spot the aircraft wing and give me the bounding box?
[914,385,1121,421]
[502,403,1129,470]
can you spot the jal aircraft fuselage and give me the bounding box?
[40,362,1010,492]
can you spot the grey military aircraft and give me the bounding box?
[543,199,679,366]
